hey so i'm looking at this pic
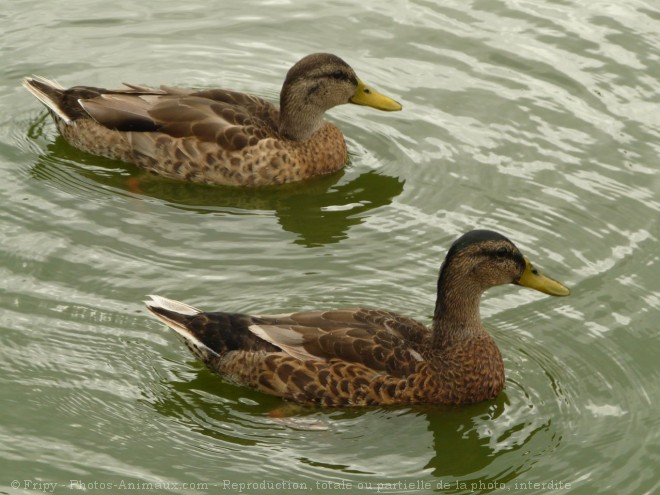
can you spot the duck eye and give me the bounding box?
[496,247,508,257]
[331,70,345,80]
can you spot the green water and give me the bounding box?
[1,0,659,494]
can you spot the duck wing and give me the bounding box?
[77,86,279,150]
[249,308,430,377]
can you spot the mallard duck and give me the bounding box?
[145,230,570,406]
[23,53,401,187]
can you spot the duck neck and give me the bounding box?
[431,263,485,347]
[279,91,326,141]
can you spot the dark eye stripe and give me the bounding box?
[313,71,357,85]
[479,249,526,274]
[479,248,516,261]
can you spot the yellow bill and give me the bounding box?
[350,79,402,111]
[517,256,570,296]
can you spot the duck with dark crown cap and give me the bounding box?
[145,230,570,407]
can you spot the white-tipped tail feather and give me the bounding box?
[145,294,201,315]
[22,76,72,124]
[144,295,219,362]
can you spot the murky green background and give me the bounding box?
[1,0,658,494]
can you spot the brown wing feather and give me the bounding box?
[79,94,159,131]
[74,86,280,149]
[248,308,430,377]
[350,308,430,346]
[193,89,280,133]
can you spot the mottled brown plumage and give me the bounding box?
[23,53,401,187]
[145,230,570,406]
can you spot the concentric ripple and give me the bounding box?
[1,0,658,494]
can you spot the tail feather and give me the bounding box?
[145,295,220,364]
[145,294,200,316]
[23,76,72,124]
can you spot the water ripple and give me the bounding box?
[1,0,658,493]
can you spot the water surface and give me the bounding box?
[1,0,659,494]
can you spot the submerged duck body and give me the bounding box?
[23,53,401,187]
[146,230,570,406]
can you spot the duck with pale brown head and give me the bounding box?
[23,53,401,187]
